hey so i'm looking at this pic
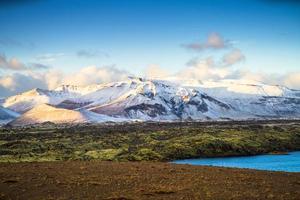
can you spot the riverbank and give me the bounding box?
[173,151,300,172]
[0,161,299,200]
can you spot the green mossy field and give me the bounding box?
[0,120,300,162]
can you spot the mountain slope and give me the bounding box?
[2,77,300,123]
[0,106,20,125]
[10,104,128,126]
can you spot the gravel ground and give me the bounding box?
[0,161,300,200]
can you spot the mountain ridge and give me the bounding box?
[1,77,300,126]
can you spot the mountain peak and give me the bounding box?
[127,76,144,82]
[14,88,48,97]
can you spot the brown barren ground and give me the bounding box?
[0,161,300,200]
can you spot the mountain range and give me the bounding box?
[1,77,300,126]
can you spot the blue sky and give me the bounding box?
[0,0,299,96]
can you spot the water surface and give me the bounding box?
[173,151,300,172]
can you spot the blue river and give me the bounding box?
[173,151,300,172]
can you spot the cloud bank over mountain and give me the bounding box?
[0,66,130,97]
[0,32,299,97]
[1,61,299,98]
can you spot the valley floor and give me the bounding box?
[1,120,300,162]
[0,161,300,200]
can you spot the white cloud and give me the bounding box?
[62,65,129,86]
[207,32,227,48]
[0,76,16,89]
[0,73,47,97]
[182,32,231,51]
[178,57,231,80]
[282,72,300,89]
[1,57,299,98]
[145,64,170,79]
[222,49,245,66]
[43,70,64,90]
[35,53,65,62]
[0,54,50,71]
[0,65,131,97]
[176,57,300,90]
[0,55,26,70]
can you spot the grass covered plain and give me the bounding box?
[0,120,300,162]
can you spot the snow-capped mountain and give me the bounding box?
[2,77,300,125]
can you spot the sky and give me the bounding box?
[0,0,299,97]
